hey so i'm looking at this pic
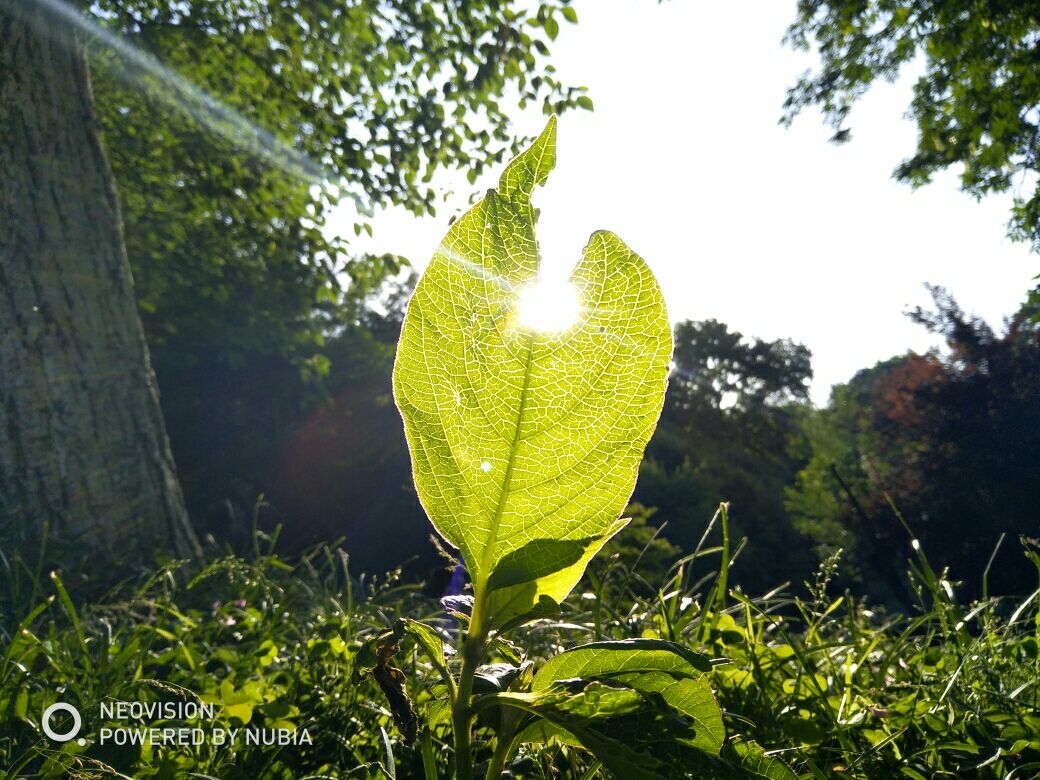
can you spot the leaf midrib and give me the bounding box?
[476,329,536,586]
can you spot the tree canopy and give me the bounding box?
[784,1,1040,254]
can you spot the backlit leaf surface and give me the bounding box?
[393,118,672,627]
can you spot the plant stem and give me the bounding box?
[703,502,730,642]
[452,587,489,780]
[484,732,517,780]
[452,698,474,779]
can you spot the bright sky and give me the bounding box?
[328,0,1037,404]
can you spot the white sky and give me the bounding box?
[328,0,1037,404]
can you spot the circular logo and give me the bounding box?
[42,702,81,742]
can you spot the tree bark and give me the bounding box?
[0,0,201,564]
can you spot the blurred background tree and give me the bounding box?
[781,0,1040,599]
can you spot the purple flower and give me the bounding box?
[445,560,467,599]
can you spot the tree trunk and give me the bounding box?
[0,1,201,564]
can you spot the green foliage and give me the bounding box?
[669,320,812,410]
[495,679,716,780]
[529,639,722,757]
[262,278,431,571]
[709,543,1040,779]
[553,506,1040,779]
[592,504,681,591]
[784,0,1040,255]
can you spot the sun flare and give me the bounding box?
[515,278,580,333]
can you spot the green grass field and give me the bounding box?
[2,509,1038,779]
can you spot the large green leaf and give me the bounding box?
[530,639,723,756]
[494,683,683,780]
[392,118,672,629]
[494,682,728,780]
[499,683,793,779]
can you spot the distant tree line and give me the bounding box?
[789,288,1040,602]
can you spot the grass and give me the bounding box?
[1,511,1039,779]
